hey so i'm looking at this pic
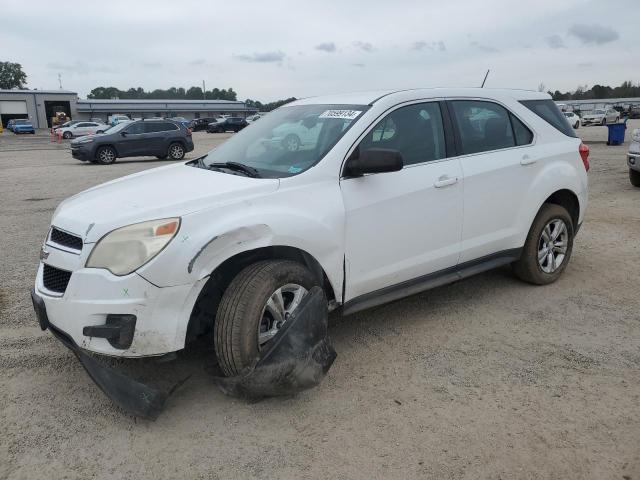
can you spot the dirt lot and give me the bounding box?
[1,123,639,479]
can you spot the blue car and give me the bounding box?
[12,119,36,134]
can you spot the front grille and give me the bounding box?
[43,264,72,294]
[50,227,83,251]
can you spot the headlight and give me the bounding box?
[86,218,180,276]
[75,137,94,144]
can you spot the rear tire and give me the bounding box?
[512,204,574,285]
[168,142,185,160]
[630,169,640,187]
[214,260,319,376]
[96,146,117,165]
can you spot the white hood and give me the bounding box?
[51,163,279,243]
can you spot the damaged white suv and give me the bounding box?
[32,88,589,377]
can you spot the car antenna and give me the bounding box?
[481,69,490,88]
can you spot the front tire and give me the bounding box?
[96,146,117,165]
[283,134,301,152]
[62,131,72,139]
[574,121,579,129]
[512,204,574,285]
[214,260,319,376]
[630,169,640,187]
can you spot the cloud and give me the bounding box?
[412,40,446,51]
[234,51,286,63]
[142,61,162,68]
[578,62,594,68]
[546,34,566,49]
[352,63,365,68]
[568,24,619,45]
[353,41,375,52]
[470,41,499,53]
[45,61,118,75]
[315,42,336,53]
[188,59,206,66]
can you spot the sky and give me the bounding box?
[1,0,636,102]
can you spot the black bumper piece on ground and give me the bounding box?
[30,289,174,420]
[212,286,337,399]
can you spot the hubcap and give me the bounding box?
[170,145,183,158]
[258,283,307,347]
[538,219,568,273]
[100,149,114,162]
[285,137,299,151]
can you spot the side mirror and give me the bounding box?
[120,131,128,137]
[343,148,403,177]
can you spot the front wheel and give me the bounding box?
[630,169,640,187]
[282,134,301,152]
[168,142,185,160]
[601,118,606,126]
[62,131,72,139]
[574,121,579,129]
[96,146,117,165]
[512,204,574,285]
[214,260,319,376]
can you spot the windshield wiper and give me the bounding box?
[210,161,261,178]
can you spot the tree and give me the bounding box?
[0,61,27,89]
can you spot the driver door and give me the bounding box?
[340,101,463,303]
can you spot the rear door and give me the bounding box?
[447,99,535,263]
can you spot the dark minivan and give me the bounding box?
[70,120,194,164]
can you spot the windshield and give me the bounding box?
[201,104,368,178]
[594,109,605,115]
[15,120,30,125]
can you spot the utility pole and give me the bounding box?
[58,73,63,90]
[202,80,206,100]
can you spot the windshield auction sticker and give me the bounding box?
[319,110,362,120]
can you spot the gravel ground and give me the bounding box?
[1,123,639,480]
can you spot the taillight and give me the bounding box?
[579,142,589,172]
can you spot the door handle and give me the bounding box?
[434,176,458,188]
[520,155,536,166]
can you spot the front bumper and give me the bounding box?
[629,152,640,172]
[581,119,602,126]
[71,145,94,161]
[34,242,205,357]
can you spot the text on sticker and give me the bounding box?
[319,110,362,120]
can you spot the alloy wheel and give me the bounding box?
[170,144,184,159]
[537,219,568,273]
[99,148,115,163]
[258,283,307,347]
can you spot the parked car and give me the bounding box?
[109,115,131,126]
[7,119,27,132]
[53,120,82,131]
[627,106,640,119]
[90,117,106,124]
[265,117,323,151]
[32,88,588,384]
[189,117,220,131]
[246,114,262,123]
[628,128,640,187]
[70,119,193,164]
[581,108,619,126]
[564,111,580,129]
[58,122,109,139]
[207,116,248,133]
[12,119,36,134]
[168,117,191,129]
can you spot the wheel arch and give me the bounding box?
[543,188,580,229]
[184,245,336,345]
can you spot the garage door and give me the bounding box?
[0,100,28,114]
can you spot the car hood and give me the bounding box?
[584,114,604,119]
[51,162,280,243]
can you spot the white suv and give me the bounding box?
[32,88,589,377]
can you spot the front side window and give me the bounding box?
[356,102,446,166]
[450,100,516,154]
[125,122,145,134]
[201,104,368,178]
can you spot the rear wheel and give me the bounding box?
[512,204,574,285]
[214,260,318,376]
[96,146,117,165]
[574,121,579,129]
[168,142,185,160]
[630,169,640,187]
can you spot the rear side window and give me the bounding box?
[145,122,178,133]
[510,114,533,146]
[450,100,515,154]
[520,99,577,138]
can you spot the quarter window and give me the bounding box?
[450,100,516,154]
[510,113,533,146]
[357,102,446,166]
